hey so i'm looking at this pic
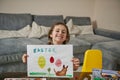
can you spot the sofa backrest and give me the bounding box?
[33,15,64,27]
[0,13,91,29]
[64,16,91,26]
[0,13,32,30]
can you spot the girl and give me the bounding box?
[22,22,80,79]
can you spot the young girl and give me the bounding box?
[22,22,80,79]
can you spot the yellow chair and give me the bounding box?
[79,49,102,80]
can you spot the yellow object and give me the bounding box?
[79,49,102,80]
[38,56,46,69]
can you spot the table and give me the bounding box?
[0,72,81,80]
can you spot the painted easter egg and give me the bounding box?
[38,56,46,69]
[50,56,54,63]
[55,59,62,67]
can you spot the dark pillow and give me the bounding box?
[33,15,64,27]
[0,13,32,30]
[65,16,91,26]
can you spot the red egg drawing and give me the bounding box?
[50,56,54,63]
[55,59,62,67]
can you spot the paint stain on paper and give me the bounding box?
[38,56,46,68]
[55,59,62,67]
[50,56,54,63]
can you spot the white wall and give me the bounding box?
[0,0,120,31]
[0,0,94,18]
[94,0,120,31]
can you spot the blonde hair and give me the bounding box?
[48,22,70,44]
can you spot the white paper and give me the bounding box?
[27,45,73,78]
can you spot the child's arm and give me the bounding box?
[72,57,80,70]
[22,53,28,63]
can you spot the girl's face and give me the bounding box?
[50,24,67,45]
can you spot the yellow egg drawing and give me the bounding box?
[38,56,46,69]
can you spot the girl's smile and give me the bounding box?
[50,25,67,45]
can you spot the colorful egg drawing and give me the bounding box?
[38,56,46,69]
[55,59,62,67]
[50,56,54,63]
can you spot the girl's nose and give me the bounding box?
[58,31,62,34]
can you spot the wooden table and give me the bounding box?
[0,72,81,80]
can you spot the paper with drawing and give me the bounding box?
[27,45,73,78]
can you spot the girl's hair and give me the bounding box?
[48,22,70,44]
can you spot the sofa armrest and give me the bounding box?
[94,28,120,40]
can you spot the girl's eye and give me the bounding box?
[56,30,59,32]
[62,31,66,34]
[62,31,65,33]
[55,30,66,34]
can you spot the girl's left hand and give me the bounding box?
[72,57,80,70]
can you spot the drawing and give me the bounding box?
[27,45,73,78]
[54,65,68,76]
[55,59,62,67]
[38,56,46,69]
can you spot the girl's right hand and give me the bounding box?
[22,53,28,63]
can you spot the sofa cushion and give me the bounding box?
[92,40,120,70]
[76,34,115,45]
[65,16,91,25]
[68,37,91,54]
[76,25,94,35]
[0,38,46,65]
[28,22,50,38]
[33,15,64,27]
[0,25,31,38]
[0,13,32,30]
[64,16,92,37]
[66,19,80,35]
[95,28,120,40]
[0,62,27,73]
[92,40,120,55]
[68,37,91,64]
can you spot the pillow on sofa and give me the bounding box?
[65,16,93,35]
[0,25,31,38]
[76,25,94,35]
[28,22,50,38]
[66,19,80,37]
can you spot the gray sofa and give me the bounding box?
[91,28,120,70]
[0,13,120,76]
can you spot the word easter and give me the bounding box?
[33,47,56,53]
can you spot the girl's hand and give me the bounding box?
[72,57,80,70]
[22,53,28,63]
